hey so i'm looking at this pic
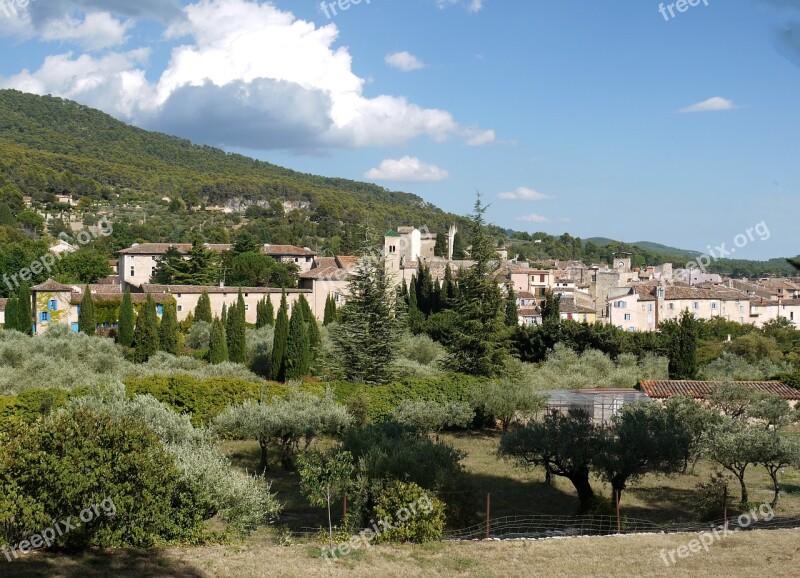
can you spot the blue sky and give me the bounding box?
[0,0,798,258]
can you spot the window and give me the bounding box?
[668,303,674,310]
[692,302,700,310]
[616,301,626,308]
[130,268,135,277]
[245,304,250,311]
[628,327,635,333]
[157,305,164,316]
[539,275,545,282]
[624,313,631,321]
[177,305,183,312]
[295,258,299,263]
[711,302,718,309]
[71,323,79,333]
[389,245,396,253]
[39,312,50,322]
[648,304,653,312]
[48,299,58,311]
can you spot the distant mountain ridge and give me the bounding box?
[585,238,701,260]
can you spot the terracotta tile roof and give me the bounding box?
[86,284,123,295]
[141,284,310,295]
[335,256,360,271]
[517,291,536,299]
[751,298,800,308]
[31,279,74,292]
[262,245,316,257]
[117,243,194,255]
[638,380,800,400]
[298,266,348,281]
[71,292,174,305]
[560,298,595,314]
[518,307,542,317]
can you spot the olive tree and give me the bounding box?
[214,390,351,471]
[500,409,602,513]
[392,400,474,440]
[471,379,547,432]
[297,451,354,550]
[595,401,692,505]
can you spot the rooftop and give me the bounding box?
[638,380,800,400]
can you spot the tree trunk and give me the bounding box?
[258,439,269,474]
[768,468,780,507]
[326,492,334,551]
[737,473,749,505]
[567,471,595,514]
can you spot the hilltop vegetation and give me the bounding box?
[0,89,794,278]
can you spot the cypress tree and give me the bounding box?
[208,317,229,364]
[117,289,135,347]
[505,284,519,326]
[132,295,159,362]
[271,291,289,381]
[221,302,228,326]
[443,264,457,304]
[195,291,213,323]
[407,278,424,332]
[78,286,96,335]
[285,300,310,380]
[17,284,32,335]
[227,290,247,363]
[4,296,18,332]
[668,310,699,380]
[159,302,180,355]
[323,295,338,325]
[256,296,274,328]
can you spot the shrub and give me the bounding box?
[0,406,202,549]
[372,481,445,543]
[696,471,733,522]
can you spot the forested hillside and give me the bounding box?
[0,89,794,278]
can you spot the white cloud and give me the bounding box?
[463,128,496,146]
[0,0,478,152]
[385,51,426,72]
[364,156,450,182]
[498,187,553,201]
[40,12,131,50]
[679,96,739,113]
[516,213,550,223]
[436,0,484,12]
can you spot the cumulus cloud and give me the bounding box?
[679,96,739,113]
[40,12,132,50]
[385,51,426,71]
[516,213,550,223]
[364,156,450,182]
[0,0,481,153]
[498,187,553,201]
[462,128,496,146]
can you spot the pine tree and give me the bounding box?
[271,291,289,381]
[541,290,561,325]
[4,296,18,332]
[159,302,180,355]
[16,285,32,336]
[227,290,247,363]
[0,203,14,226]
[331,255,401,384]
[285,300,310,380]
[323,295,338,325]
[78,286,96,336]
[434,230,448,257]
[209,317,229,364]
[505,284,519,326]
[132,295,160,362]
[195,291,213,323]
[117,289,135,347]
[442,264,457,306]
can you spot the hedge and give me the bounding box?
[0,374,489,428]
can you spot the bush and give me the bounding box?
[125,375,286,425]
[372,481,445,543]
[186,321,212,350]
[0,406,202,549]
[696,471,733,522]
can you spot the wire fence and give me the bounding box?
[443,514,800,541]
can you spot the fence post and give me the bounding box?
[723,486,727,529]
[615,489,621,534]
[343,494,347,520]
[486,493,491,540]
